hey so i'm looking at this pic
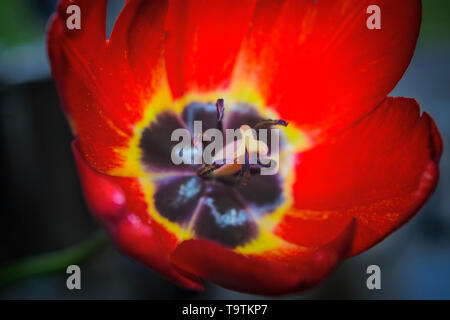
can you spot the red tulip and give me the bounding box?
[47,0,442,295]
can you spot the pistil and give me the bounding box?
[197,99,288,187]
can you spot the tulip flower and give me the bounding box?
[47,0,442,295]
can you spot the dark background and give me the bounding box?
[0,0,449,299]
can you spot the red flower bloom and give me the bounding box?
[47,0,442,295]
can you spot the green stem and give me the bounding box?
[0,230,109,289]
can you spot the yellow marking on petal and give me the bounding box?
[234,226,288,254]
[283,124,313,153]
[111,86,175,177]
[110,84,313,251]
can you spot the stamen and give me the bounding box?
[216,98,224,132]
[196,98,288,187]
[216,98,224,121]
[253,119,289,130]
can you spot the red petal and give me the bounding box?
[47,0,168,174]
[112,211,203,291]
[106,0,169,115]
[275,98,442,256]
[47,0,120,172]
[233,0,422,142]
[171,220,356,295]
[50,0,107,56]
[72,141,125,221]
[165,0,257,98]
[72,141,203,290]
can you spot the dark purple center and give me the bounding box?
[139,102,286,248]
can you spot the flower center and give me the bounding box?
[196,99,288,187]
[138,99,289,248]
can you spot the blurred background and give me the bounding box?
[0,0,449,299]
